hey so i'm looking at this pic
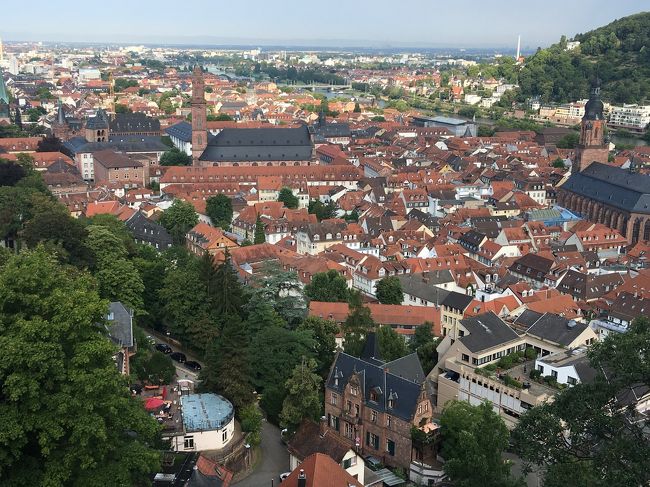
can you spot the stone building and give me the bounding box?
[558,81,650,244]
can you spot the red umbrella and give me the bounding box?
[162,386,167,400]
[144,397,165,411]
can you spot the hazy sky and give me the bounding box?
[3,1,647,48]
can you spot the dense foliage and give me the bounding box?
[519,13,650,103]
[512,316,650,487]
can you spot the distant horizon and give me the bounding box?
[2,1,647,51]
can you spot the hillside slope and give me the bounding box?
[518,12,650,104]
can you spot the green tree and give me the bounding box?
[21,195,93,267]
[512,316,650,487]
[0,248,160,485]
[159,199,198,244]
[159,147,192,166]
[343,296,374,357]
[213,250,248,318]
[441,401,522,487]
[556,132,580,149]
[280,357,323,433]
[410,324,439,374]
[253,214,266,244]
[249,325,316,421]
[245,299,287,336]
[131,349,176,384]
[297,316,339,376]
[278,187,299,209]
[114,104,132,114]
[239,404,263,447]
[132,245,167,327]
[96,258,145,312]
[202,314,254,410]
[304,269,350,302]
[251,261,307,327]
[308,199,337,221]
[377,325,408,362]
[205,194,233,230]
[551,158,566,168]
[375,276,403,305]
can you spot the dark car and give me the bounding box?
[155,343,172,354]
[170,352,187,363]
[185,361,202,371]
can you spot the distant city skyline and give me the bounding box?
[2,1,648,49]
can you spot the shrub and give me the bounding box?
[503,374,523,389]
[529,369,542,380]
[525,348,538,360]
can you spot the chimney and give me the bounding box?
[298,469,306,487]
[320,415,327,437]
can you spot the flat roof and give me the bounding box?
[181,393,234,433]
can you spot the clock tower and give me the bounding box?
[573,80,609,173]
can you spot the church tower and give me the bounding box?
[573,80,609,173]
[191,65,207,164]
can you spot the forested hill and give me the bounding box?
[518,12,650,104]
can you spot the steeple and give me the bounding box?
[574,78,609,173]
[583,78,604,121]
[57,98,66,124]
[191,65,207,164]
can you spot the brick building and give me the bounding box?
[92,150,145,188]
[323,346,435,470]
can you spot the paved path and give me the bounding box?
[234,420,289,487]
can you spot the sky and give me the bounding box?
[2,1,648,49]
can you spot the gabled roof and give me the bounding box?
[287,420,351,463]
[326,352,423,421]
[281,453,363,487]
[106,301,133,348]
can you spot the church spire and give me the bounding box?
[191,65,207,164]
[57,98,66,124]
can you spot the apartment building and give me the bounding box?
[608,104,650,132]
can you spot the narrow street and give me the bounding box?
[234,420,289,487]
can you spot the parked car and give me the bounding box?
[155,343,172,354]
[170,352,186,363]
[364,455,382,471]
[185,361,202,371]
[279,472,291,482]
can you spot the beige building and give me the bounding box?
[433,312,557,428]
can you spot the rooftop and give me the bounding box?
[181,393,234,433]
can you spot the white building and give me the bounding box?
[170,393,235,452]
[534,349,594,386]
[608,104,650,131]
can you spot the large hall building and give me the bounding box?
[557,82,650,244]
[190,66,314,167]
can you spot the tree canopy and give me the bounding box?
[205,194,233,230]
[280,357,322,433]
[278,187,299,209]
[304,269,350,302]
[512,316,650,487]
[0,248,160,485]
[441,401,522,487]
[159,199,198,244]
[159,147,192,166]
[375,276,403,305]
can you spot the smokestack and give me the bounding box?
[298,469,306,487]
[516,35,521,60]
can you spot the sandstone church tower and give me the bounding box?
[191,65,207,164]
[573,80,609,173]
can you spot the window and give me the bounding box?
[387,439,396,456]
[366,432,380,450]
[386,415,392,428]
[330,393,338,406]
[346,400,352,412]
[184,436,194,449]
[371,410,377,423]
[567,376,577,386]
[354,404,360,417]
[551,370,558,379]
[350,387,358,396]
[344,422,354,439]
[329,414,340,431]
[222,430,228,442]
[461,354,469,363]
[537,365,544,374]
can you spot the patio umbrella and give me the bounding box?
[144,397,165,411]
[162,386,167,400]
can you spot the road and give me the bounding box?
[234,420,289,487]
[146,328,202,380]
